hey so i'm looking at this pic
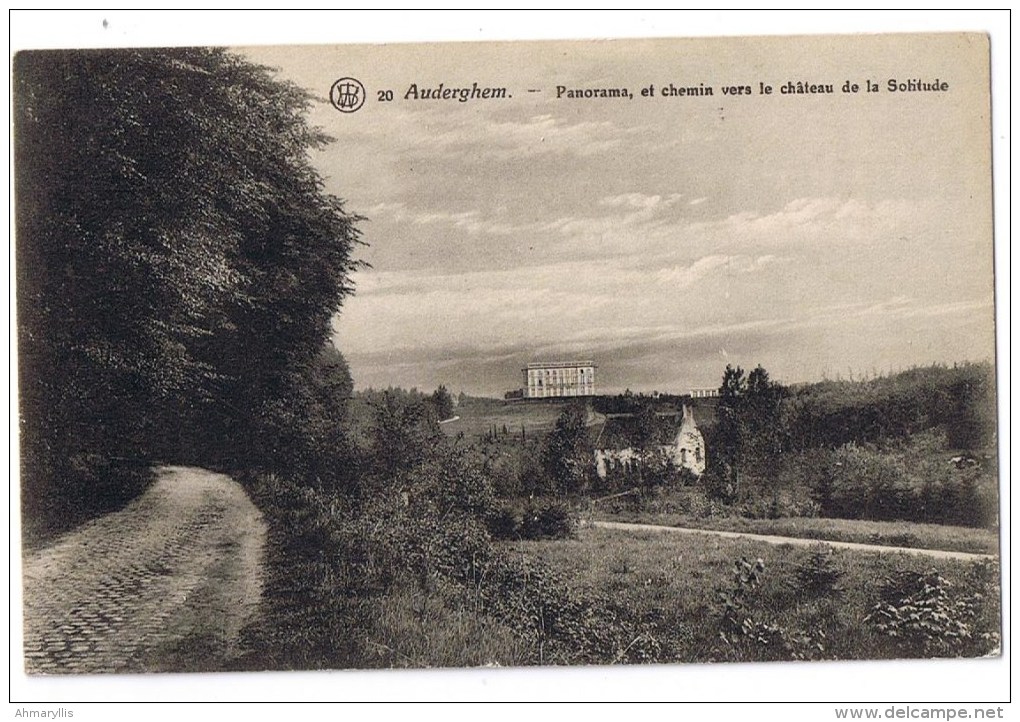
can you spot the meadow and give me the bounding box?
[501,525,1000,664]
[438,397,595,440]
[325,524,1000,668]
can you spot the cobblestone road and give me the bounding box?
[22,466,266,674]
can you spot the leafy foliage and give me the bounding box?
[701,361,997,527]
[715,365,747,489]
[717,556,766,636]
[541,403,595,496]
[363,390,445,485]
[430,385,455,422]
[864,563,1000,658]
[810,436,995,527]
[784,362,996,452]
[714,556,828,662]
[15,48,362,533]
[712,364,788,499]
[487,499,577,540]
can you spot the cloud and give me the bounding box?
[336,250,788,364]
[654,255,731,285]
[367,201,540,237]
[364,193,930,273]
[692,196,923,249]
[599,192,683,209]
[334,106,634,166]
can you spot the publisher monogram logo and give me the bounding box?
[330,77,366,113]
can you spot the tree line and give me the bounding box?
[702,361,997,526]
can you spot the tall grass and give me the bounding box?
[506,527,1000,663]
[366,574,533,668]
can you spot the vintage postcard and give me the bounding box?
[12,26,1005,702]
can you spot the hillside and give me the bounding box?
[438,394,721,442]
[439,397,592,439]
[784,361,996,452]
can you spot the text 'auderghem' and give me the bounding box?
[404,83,509,102]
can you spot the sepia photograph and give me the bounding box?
[9,10,1010,711]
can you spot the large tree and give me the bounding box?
[715,365,747,496]
[714,364,788,499]
[430,385,455,422]
[15,48,362,524]
[541,403,595,496]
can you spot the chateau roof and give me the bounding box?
[525,360,596,369]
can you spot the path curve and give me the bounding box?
[22,466,266,674]
[591,520,996,562]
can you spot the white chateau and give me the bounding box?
[689,387,720,399]
[523,360,596,398]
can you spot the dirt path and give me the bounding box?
[22,466,266,674]
[591,520,996,562]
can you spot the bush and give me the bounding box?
[488,499,577,541]
[470,551,668,665]
[784,362,996,451]
[793,545,844,597]
[717,557,766,637]
[864,565,999,658]
[523,500,576,540]
[486,504,523,540]
[701,465,737,504]
[237,472,380,670]
[714,556,826,662]
[811,439,997,528]
[736,487,821,520]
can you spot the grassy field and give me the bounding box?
[362,573,534,668]
[502,525,1000,663]
[589,511,999,555]
[243,472,1001,669]
[439,398,598,439]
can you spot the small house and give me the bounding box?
[594,405,706,479]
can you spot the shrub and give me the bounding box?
[736,487,821,520]
[811,439,996,528]
[470,551,668,665]
[864,567,996,658]
[522,500,577,540]
[717,556,766,636]
[701,465,737,504]
[963,558,1003,654]
[793,545,844,597]
[22,454,156,544]
[715,556,827,662]
[237,472,380,670]
[487,499,578,541]
[486,504,523,540]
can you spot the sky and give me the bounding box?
[241,33,994,396]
